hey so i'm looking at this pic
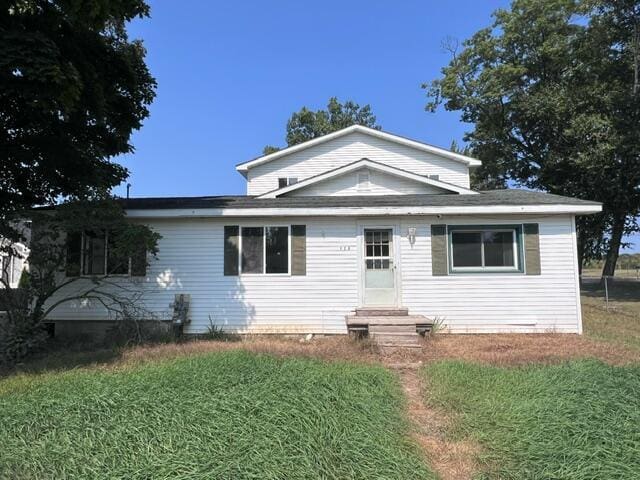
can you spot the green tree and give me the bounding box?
[0,200,161,365]
[424,0,640,276]
[263,97,380,154]
[0,0,156,243]
[449,140,507,190]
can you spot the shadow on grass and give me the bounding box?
[0,340,124,378]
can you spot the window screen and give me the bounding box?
[451,232,482,267]
[241,227,264,273]
[266,226,288,273]
[83,230,106,275]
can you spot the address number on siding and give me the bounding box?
[339,246,351,251]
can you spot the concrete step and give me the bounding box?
[355,307,409,317]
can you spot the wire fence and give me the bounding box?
[580,275,640,311]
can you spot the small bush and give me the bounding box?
[197,317,240,342]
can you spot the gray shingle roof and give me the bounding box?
[120,190,600,210]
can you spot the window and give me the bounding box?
[365,230,391,269]
[82,230,106,275]
[240,226,290,274]
[70,230,145,277]
[449,226,522,272]
[357,170,370,191]
[278,177,298,189]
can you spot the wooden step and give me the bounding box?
[369,324,417,335]
[355,307,408,317]
[346,315,426,326]
[373,334,421,346]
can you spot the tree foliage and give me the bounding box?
[425,0,640,275]
[449,140,507,191]
[0,199,161,364]
[263,97,380,154]
[0,0,156,243]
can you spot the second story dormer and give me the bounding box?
[236,125,481,198]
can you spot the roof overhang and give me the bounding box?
[125,203,602,219]
[236,125,482,175]
[257,158,478,198]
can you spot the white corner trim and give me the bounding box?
[256,158,478,198]
[126,203,602,219]
[236,125,482,172]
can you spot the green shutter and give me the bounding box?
[524,223,541,275]
[431,224,448,276]
[65,232,82,277]
[291,225,306,276]
[224,226,240,276]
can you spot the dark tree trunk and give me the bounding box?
[601,213,626,278]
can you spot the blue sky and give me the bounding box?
[117,0,637,253]
[116,0,509,198]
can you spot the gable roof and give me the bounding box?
[256,158,478,198]
[236,125,482,174]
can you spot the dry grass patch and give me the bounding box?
[420,332,638,366]
[392,364,480,480]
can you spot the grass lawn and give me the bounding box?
[581,279,640,352]
[423,360,640,480]
[0,350,434,480]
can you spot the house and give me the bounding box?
[46,125,601,338]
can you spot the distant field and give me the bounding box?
[0,351,433,479]
[581,268,640,279]
[424,360,640,479]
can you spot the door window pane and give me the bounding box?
[266,226,288,274]
[241,227,263,273]
[451,232,482,267]
[483,231,515,267]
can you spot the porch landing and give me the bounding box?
[346,308,430,348]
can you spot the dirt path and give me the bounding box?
[389,362,479,480]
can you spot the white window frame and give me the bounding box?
[449,227,520,273]
[277,177,298,189]
[239,225,291,276]
[80,231,132,277]
[364,228,393,271]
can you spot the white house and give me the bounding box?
[47,125,601,337]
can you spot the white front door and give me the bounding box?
[362,228,397,306]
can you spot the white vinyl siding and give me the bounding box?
[400,215,581,333]
[288,168,445,197]
[46,214,582,334]
[246,132,470,195]
[45,217,359,335]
